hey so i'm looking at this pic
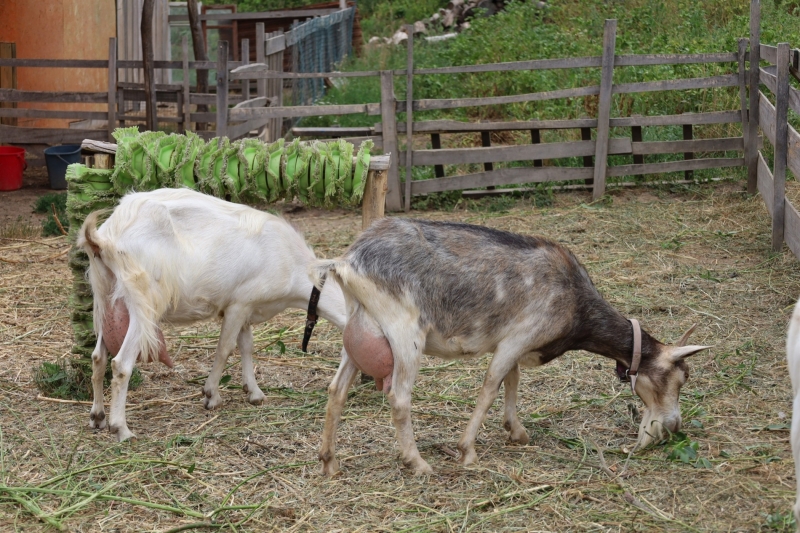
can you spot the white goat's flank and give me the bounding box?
[786,297,800,529]
[78,188,347,441]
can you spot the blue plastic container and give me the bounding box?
[44,144,81,189]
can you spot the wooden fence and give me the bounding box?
[747,0,800,257]
[3,3,800,259]
[232,19,749,212]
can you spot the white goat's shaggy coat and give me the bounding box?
[78,188,347,441]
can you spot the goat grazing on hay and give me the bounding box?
[78,188,347,442]
[787,297,800,529]
[310,217,710,475]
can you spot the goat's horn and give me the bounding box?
[676,324,697,347]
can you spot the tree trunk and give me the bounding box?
[187,0,209,130]
[141,0,157,130]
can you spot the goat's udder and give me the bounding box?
[103,298,173,367]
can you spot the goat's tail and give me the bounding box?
[77,210,115,338]
[308,259,343,292]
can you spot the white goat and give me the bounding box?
[311,217,710,475]
[77,188,347,442]
[787,297,800,529]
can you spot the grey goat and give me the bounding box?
[310,218,709,475]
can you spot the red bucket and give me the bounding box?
[0,146,26,191]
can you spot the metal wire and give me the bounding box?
[289,7,355,106]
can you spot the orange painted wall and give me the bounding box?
[0,0,116,128]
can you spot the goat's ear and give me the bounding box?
[670,345,711,362]
[675,324,697,347]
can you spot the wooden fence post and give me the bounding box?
[267,29,285,142]
[216,41,229,138]
[404,24,414,212]
[581,127,593,184]
[772,42,790,251]
[241,38,250,101]
[481,132,496,190]
[107,37,117,141]
[531,129,542,167]
[747,0,761,195]
[683,124,693,180]
[431,133,445,177]
[182,35,191,132]
[256,23,266,99]
[141,0,157,131]
[737,38,749,149]
[362,155,390,230]
[381,70,402,211]
[592,19,617,201]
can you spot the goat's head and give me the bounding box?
[631,325,710,450]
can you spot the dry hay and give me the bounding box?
[1,179,799,532]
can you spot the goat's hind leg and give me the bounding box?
[108,315,142,442]
[320,348,359,476]
[502,363,529,445]
[239,324,265,405]
[89,333,108,429]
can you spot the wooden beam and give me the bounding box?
[399,138,632,166]
[631,125,643,179]
[182,35,191,132]
[747,0,761,194]
[168,9,338,22]
[292,126,373,136]
[772,43,790,251]
[0,125,108,144]
[631,136,743,155]
[531,129,542,167]
[611,74,739,95]
[606,157,744,178]
[431,133,445,177]
[216,40,229,138]
[141,0,157,130]
[592,19,617,200]
[405,23,414,212]
[107,38,117,140]
[0,89,107,103]
[362,156,390,230]
[411,166,592,195]
[380,71,402,211]
[256,23,266,102]
[241,38,250,101]
[738,38,749,149]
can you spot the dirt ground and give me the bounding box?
[1,171,800,532]
[0,166,56,227]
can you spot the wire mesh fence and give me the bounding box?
[289,7,355,106]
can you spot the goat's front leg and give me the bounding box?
[458,345,521,466]
[89,333,108,429]
[238,324,265,405]
[107,314,141,442]
[386,329,431,475]
[502,363,529,445]
[320,348,359,476]
[203,306,248,410]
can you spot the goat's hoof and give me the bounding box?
[89,410,107,430]
[321,459,340,477]
[203,394,223,410]
[409,460,434,476]
[246,389,265,406]
[508,428,530,445]
[110,425,136,442]
[457,447,477,466]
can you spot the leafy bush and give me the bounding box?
[34,359,142,401]
[33,193,69,237]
